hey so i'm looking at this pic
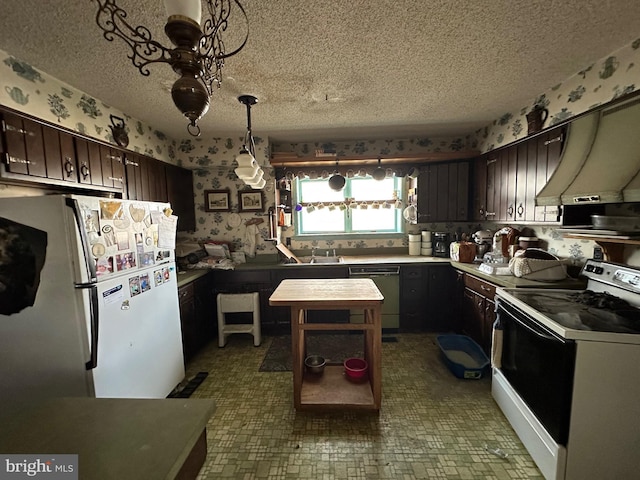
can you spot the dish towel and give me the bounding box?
[491,317,503,369]
[244,224,259,258]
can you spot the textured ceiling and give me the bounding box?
[1,1,640,143]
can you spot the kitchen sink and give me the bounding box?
[309,256,344,264]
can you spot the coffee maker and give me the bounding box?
[433,232,450,257]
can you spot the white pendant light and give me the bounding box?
[247,177,266,189]
[234,162,259,180]
[245,168,264,184]
[235,147,257,168]
[234,95,266,189]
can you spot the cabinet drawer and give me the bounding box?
[401,265,423,280]
[463,274,496,299]
[402,281,426,300]
[178,283,194,302]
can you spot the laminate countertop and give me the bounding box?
[451,261,587,289]
[177,269,211,288]
[176,255,585,290]
[0,397,216,480]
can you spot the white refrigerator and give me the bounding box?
[0,194,185,408]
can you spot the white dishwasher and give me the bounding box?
[348,266,400,335]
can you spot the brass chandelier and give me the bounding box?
[94,0,249,137]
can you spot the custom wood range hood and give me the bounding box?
[536,93,640,206]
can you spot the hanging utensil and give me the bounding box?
[372,158,386,181]
[328,160,346,191]
[403,204,417,222]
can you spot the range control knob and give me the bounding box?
[585,264,595,272]
[594,267,604,274]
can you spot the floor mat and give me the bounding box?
[259,334,365,372]
[167,371,208,398]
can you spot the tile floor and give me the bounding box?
[184,333,543,479]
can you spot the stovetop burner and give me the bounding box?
[569,290,632,310]
[508,290,640,334]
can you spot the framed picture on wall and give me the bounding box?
[238,190,264,212]
[204,190,231,212]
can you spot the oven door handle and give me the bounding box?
[503,309,566,343]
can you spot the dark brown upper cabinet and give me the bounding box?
[472,125,565,223]
[165,163,195,232]
[75,137,104,186]
[417,160,470,223]
[1,110,77,183]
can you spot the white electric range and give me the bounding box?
[493,259,640,480]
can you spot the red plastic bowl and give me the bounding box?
[344,357,368,379]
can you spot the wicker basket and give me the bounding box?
[509,256,567,281]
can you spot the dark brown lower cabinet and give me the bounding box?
[400,265,456,332]
[178,274,215,363]
[457,271,496,356]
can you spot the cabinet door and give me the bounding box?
[124,153,143,200]
[462,288,484,348]
[500,146,517,221]
[74,137,103,186]
[178,284,197,362]
[472,156,487,221]
[417,164,437,223]
[166,163,195,231]
[425,266,455,332]
[447,161,469,221]
[138,156,168,202]
[400,266,428,332]
[98,145,125,189]
[417,161,470,222]
[484,153,500,221]
[193,275,215,349]
[1,112,82,183]
[534,128,565,222]
[151,158,168,202]
[2,113,47,177]
[42,127,77,182]
[482,298,496,356]
[494,148,510,222]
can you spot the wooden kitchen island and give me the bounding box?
[269,278,383,411]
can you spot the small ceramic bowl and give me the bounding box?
[344,357,368,380]
[304,355,326,374]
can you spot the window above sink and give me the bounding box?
[294,176,404,235]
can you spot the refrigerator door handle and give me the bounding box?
[75,283,99,370]
[65,197,97,283]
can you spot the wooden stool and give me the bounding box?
[216,293,261,347]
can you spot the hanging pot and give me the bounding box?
[372,158,386,181]
[328,161,345,191]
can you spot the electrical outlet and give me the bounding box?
[286,237,291,247]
